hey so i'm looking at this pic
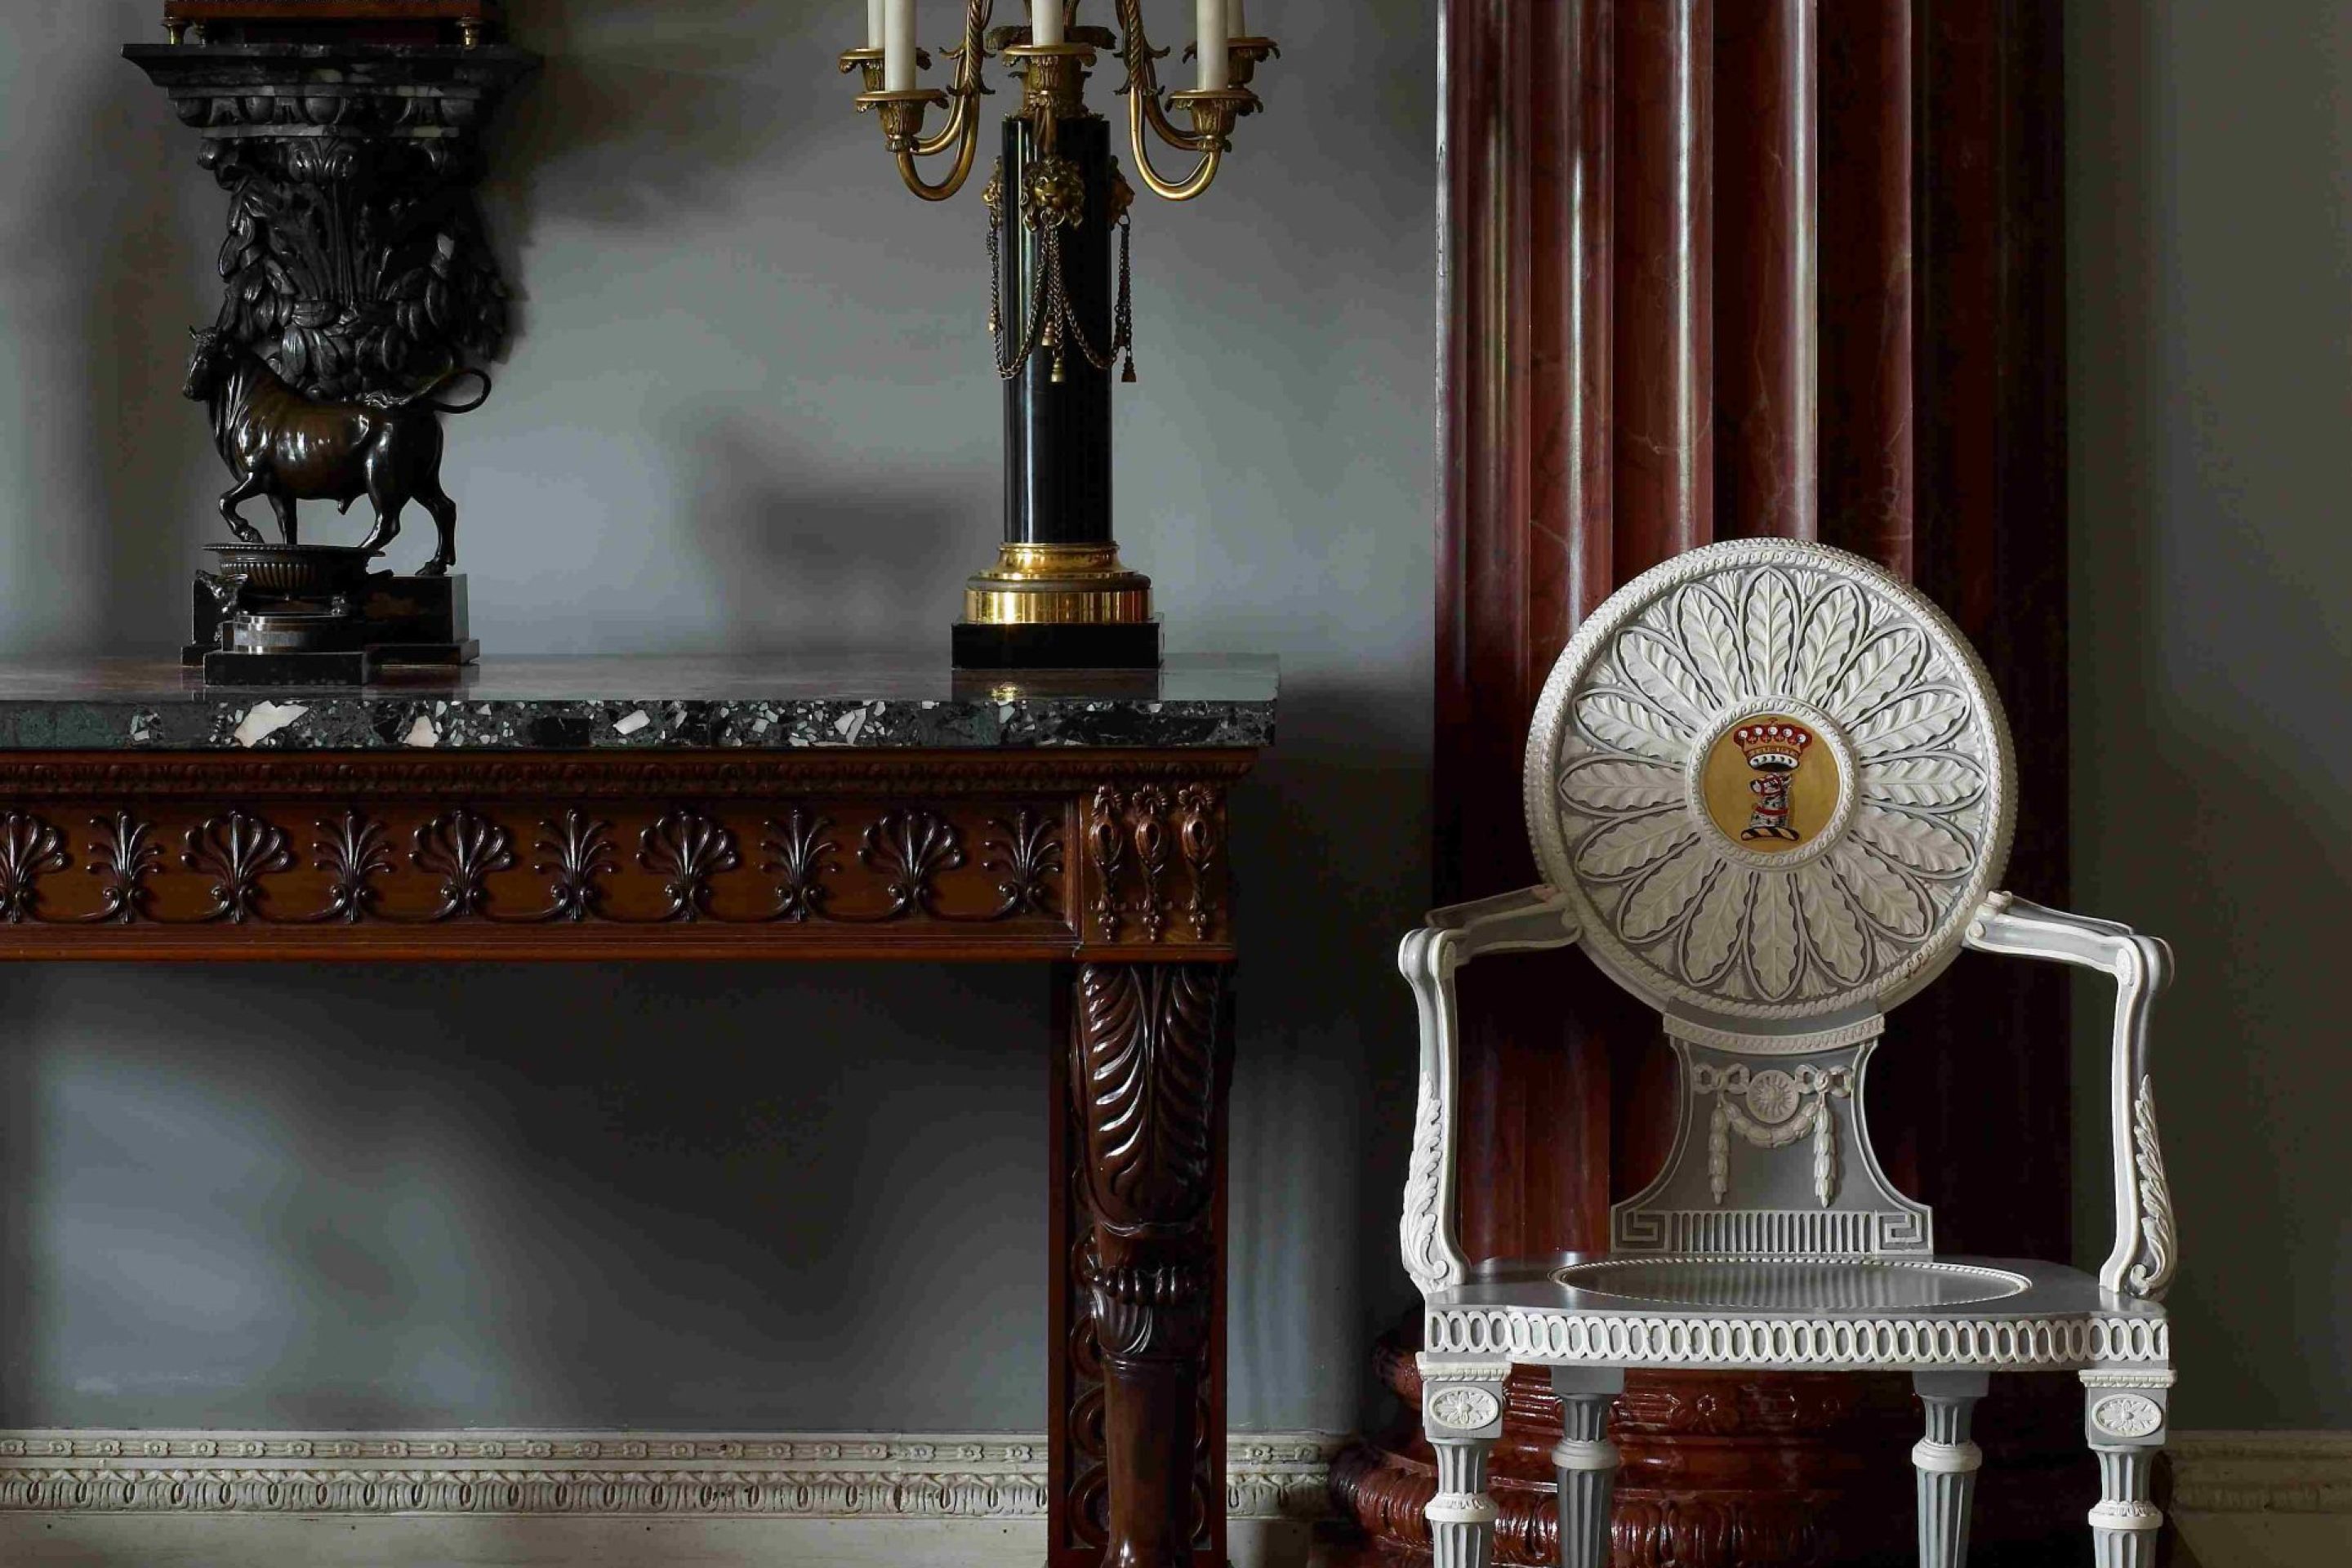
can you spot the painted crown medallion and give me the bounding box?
[1734,722,1813,772]
[1527,540,2012,1018]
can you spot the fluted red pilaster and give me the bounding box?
[1715,0,1819,541]
[1820,0,1915,576]
[1335,1,2076,1562]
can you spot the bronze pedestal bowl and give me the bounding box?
[205,543,383,599]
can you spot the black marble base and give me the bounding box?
[202,648,383,687]
[186,574,475,668]
[952,620,1163,671]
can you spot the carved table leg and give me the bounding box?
[1069,961,1231,1568]
[1913,1370,1988,1568]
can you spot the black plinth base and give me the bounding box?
[202,648,382,687]
[185,573,476,669]
[952,620,1163,671]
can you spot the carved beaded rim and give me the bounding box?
[1524,540,2017,1023]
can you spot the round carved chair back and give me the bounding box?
[1523,540,2015,1029]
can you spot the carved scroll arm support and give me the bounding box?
[1398,884,1582,1299]
[1963,893,2176,1300]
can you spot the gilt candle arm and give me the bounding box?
[844,0,992,202]
[1114,0,1268,201]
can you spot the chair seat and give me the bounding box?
[1423,1254,2170,1374]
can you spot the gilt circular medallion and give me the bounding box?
[1525,541,2016,1022]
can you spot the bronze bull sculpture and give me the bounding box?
[182,328,491,577]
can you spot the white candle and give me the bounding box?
[884,0,917,90]
[866,0,885,48]
[1032,0,1063,47]
[1231,0,1248,37]
[1196,0,1227,89]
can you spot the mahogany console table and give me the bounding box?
[0,656,1276,1568]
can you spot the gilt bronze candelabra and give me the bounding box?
[840,2,1278,669]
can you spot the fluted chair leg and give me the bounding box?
[1550,1365,1624,1568]
[1419,1356,1509,1568]
[2088,1445,2163,1567]
[1913,1370,1988,1568]
[2082,1371,2172,1568]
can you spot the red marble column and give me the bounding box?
[1715,0,1819,542]
[1332,1,2081,1561]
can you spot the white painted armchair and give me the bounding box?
[1398,541,2176,1568]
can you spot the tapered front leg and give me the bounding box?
[1913,1371,1989,1568]
[1069,962,1230,1568]
[1419,1357,1509,1568]
[1551,1365,1624,1568]
[2083,1371,2172,1567]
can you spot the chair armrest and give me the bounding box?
[1399,885,1581,1298]
[1962,893,2177,1300]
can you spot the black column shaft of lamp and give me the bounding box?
[955,108,1159,670]
[849,11,1276,673]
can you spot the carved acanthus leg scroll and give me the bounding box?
[1071,962,1231,1568]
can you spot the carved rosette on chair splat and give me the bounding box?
[127,2,538,684]
[1068,962,1232,1568]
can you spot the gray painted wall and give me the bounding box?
[2069,1,2352,1429]
[0,1,1434,1432]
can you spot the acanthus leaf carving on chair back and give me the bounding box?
[1517,538,2017,1264]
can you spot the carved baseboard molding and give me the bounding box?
[2171,1431,2352,1516]
[0,1429,1341,1523]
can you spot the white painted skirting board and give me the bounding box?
[0,1427,2340,1567]
[0,1429,1341,1521]
[2169,1432,2352,1568]
[0,1429,1343,1568]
